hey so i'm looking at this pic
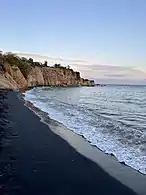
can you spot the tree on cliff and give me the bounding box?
[54,64,61,68]
[28,58,34,64]
[3,52,17,65]
[0,51,2,62]
[33,61,42,66]
[21,57,28,63]
[43,61,48,67]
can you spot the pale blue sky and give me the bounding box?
[0,0,146,84]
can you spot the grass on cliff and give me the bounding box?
[1,53,32,78]
[0,52,79,79]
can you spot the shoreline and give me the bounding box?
[23,87,146,175]
[24,99,146,195]
[0,90,145,195]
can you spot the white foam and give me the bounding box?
[24,89,146,175]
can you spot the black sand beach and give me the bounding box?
[0,90,138,195]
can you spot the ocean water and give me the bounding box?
[24,86,146,174]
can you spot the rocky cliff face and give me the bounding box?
[1,62,27,89]
[27,66,45,87]
[0,62,95,89]
[0,62,17,89]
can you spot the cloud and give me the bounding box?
[14,52,87,63]
[71,64,146,79]
[71,64,136,71]
[11,51,146,83]
[93,78,146,85]
[104,74,126,77]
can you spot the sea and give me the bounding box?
[24,85,146,174]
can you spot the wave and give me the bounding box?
[24,87,146,175]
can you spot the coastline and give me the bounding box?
[0,90,145,195]
[25,98,146,195]
[24,86,146,175]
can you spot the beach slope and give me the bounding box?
[0,90,137,195]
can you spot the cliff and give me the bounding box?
[0,53,94,89]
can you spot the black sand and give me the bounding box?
[0,90,137,195]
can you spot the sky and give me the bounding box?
[0,0,146,84]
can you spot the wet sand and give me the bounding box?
[0,90,140,195]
